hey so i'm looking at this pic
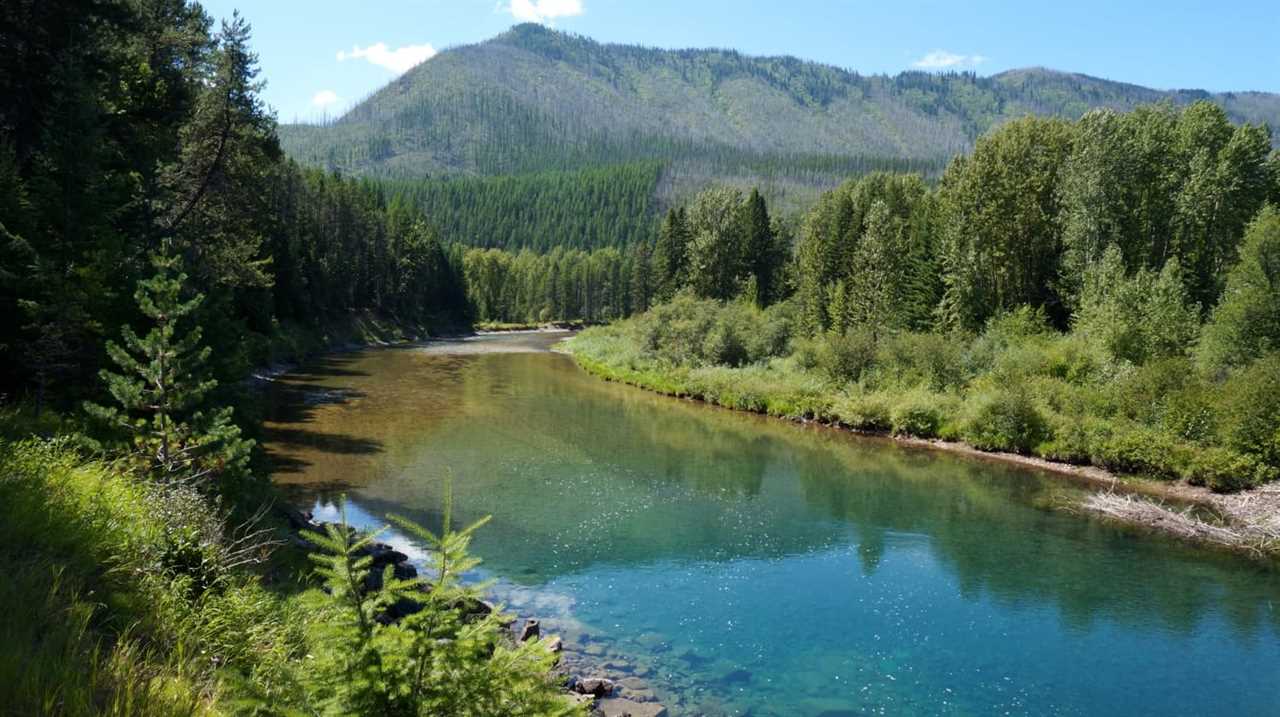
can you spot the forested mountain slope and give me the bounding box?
[280,23,1280,180]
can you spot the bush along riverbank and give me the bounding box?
[562,294,1280,559]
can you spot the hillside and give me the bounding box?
[278,24,1280,250]
[281,23,1280,179]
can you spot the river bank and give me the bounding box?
[563,343,1280,561]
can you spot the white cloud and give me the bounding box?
[337,42,437,74]
[911,50,987,70]
[311,89,340,108]
[506,0,583,24]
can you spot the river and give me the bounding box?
[264,332,1280,716]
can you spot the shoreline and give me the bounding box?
[564,350,1280,562]
[278,503,666,715]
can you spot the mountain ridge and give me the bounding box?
[280,23,1279,181]
[276,23,1280,231]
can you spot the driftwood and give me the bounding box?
[1082,492,1280,557]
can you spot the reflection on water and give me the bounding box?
[265,333,1280,716]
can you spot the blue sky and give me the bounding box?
[199,0,1280,123]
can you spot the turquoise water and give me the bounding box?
[265,334,1280,716]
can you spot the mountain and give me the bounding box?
[280,23,1279,180]
[275,25,1280,250]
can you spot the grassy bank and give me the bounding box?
[562,296,1280,556]
[0,430,304,715]
[0,408,580,715]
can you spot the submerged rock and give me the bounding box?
[595,697,667,717]
[572,676,616,697]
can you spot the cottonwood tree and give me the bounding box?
[937,116,1075,330]
[1198,206,1280,371]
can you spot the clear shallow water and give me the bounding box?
[265,333,1280,716]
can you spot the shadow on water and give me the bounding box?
[262,426,383,455]
[283,354,372,380]
[266,384,367,424]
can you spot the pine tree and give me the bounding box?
[652,208,689,301]
[85,253,252,483]
[627,240,653,314]
[295,497,577,716]
[741,188,779,306]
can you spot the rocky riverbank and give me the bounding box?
[281,505,669,717]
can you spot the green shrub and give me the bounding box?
[817,328,878,383]
[875,332,968,390]
[1073,246,1199,365]
[1159,381,1218,444]
[1041,334,1104,384]
[1217,354,1280,470]
[965,306,1051,375]
[1038,413,1110,465]
[1182,447,1274,493]
[790,336,821,371]
[890,391,947,438]
[832,392,893,431]
[1196,206,1280,371]
[1091,422,1190,479]
[292,508,578,717]
[961,385,1049,454]
[745,300,797,360]
[702,322,748,366]
[629,294,795,368]
[1111,357,1201,424]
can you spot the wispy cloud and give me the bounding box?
[505,0,584,24]
[911,50,987,70]
[337,42,437,74]
[311,89,340,108]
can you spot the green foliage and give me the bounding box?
[1182,447,1273,493]
[0,435,577,715]
[831,392,894,432]
[293,504,579,716]
[795,173,936,333]
[383,162,662,252]
[461,245,636,324]
[1073,246,1200,364]
[960,385,1049,454]
[653,208,691,301]
[874,332,968,390]
[685,187,749,301]
[1090,422,1190,480]
[0,438,300,715]
[1217,355,1280,472]
[938,116,1076,329]
[84,255,252,485]
[630,293,794,367]
[815,328,880,384]
[1197,205,1280,370]
[890,390,947,438]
